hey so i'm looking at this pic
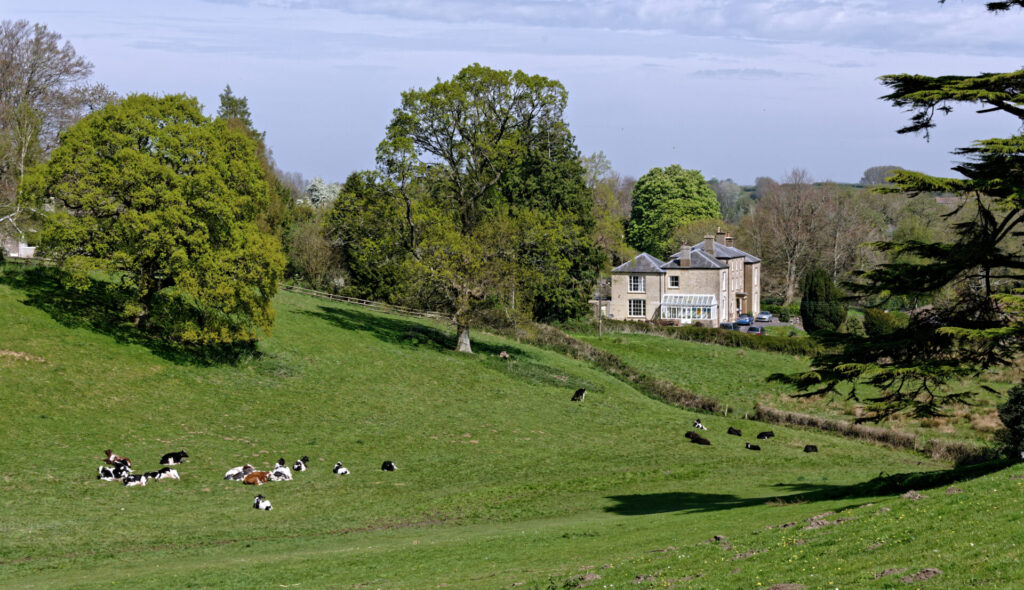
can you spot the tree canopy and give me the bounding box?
[772,2,1024,423]
[27,93,286,345]
[799,267,847,333]
[365,63,602,351]
[625,165,721,260]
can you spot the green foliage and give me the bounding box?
[216,84,254,130]
[799,268,847,333]
[27,93,286,345]
[997,381,1024,458]
[863,308,909,337]
[625,165,721,259]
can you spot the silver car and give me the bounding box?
[755,311,773,322]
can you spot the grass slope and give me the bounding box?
[0,267,1009,588]
[575,332,1006,445]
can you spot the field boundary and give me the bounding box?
[280,284,446,321]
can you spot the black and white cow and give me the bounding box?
[154,467,180,480]
[253,494,273,511]
[122,474,147,487]
[693,419,708,431]
[97,466,118,481]
[381,460,397,471]
[571,388,586,402]
[756,431,775,440]
[160,450,189,465]
[292,456,309,472]
[225,464,255,480]
[333,462,350,475]
[745,442,761,451]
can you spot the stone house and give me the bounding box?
[607,229,761,324]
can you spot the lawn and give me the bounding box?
[0,265,1016,588]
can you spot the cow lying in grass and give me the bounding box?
[243,471,270,486]
[253,494,273,510]
[224,464,254,480]
[292,456,309,472]
[160,450,188,465]
[104,449,131,468]
[333,462,350,475]
[685,431,711,446]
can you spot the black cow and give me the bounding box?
[756,431,775,440]
[160,450,189,465]
[804,445,818,453]
[571,388,586,402]
[727,426,742,436]
[745,442,761,451]
[381,460,397,471]
[685,431,711,445]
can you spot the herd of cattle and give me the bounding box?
[96,448,399,511]
[688,419,819,453]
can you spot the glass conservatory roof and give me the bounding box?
[661,294,717,307]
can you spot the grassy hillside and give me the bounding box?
[575,331,1007,446]
[0,266,1014,588]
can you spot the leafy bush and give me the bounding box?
[997,381,1024,459]
[588,319,821,356]
[863,308,909,338]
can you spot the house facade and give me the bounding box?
[607,230,761,324]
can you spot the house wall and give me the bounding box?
[608,272,662,321]
[744,262,761,315]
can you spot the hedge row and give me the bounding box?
[579,319,822,356]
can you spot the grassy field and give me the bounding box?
[574,331,1009,446]
[0,265,1017,588]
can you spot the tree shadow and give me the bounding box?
[0,265,258,366]
[302,304,529,358]
[605,458,1014,516]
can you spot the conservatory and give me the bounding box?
[659,294,718,323]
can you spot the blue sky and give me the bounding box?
[4,0,1023,184]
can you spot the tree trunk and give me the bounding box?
[456,322,473,353]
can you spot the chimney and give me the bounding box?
[725,232,734,248]
[715,226,726,245]
[703,234,715,256]
[678,241,690,267]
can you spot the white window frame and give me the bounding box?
[628,299,646,317]
[668,275,679,289]
[628,275,645,293]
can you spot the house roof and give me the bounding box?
[662,249,727,270]
[611,252,666,274]
[692,240,762,263]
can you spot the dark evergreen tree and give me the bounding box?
[799,268,847,333]
[997,381,1024,459]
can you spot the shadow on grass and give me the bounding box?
[605,458,1015,515]
[302,304,527,358]
[0,265,258,366]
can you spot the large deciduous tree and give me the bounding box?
[772,1,1024,423]
[625,165,720,260]
[28,94,286,345]
[0,20,115,244]
[374,63,601,352]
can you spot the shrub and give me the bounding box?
[863,308,909,338]
[997,381,1024,459]
[799,268,847,333]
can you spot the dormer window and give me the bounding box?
[628,275,645,293]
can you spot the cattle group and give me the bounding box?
[684,422,820,455]
[97,448,398,510]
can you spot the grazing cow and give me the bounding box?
[333,462,350,475]
[756,431,775,440]
[381,460,397,471]
[122,474,147,487]
[253,494,273,511]
[571,388,586,402]
[225,464,254,480]
[498,350,510,360]
[693,419,708,431]
[685,431,711,445]
[292,456,309,472]
[745,442,761,451]
[803,445,818,453]
[727,427,742,436]
[97,466,117,481]
[243,471,270,486]
[160,450,189,465]
[154,467,180,480]
[104,449,131,468]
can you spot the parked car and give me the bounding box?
[755,311,773,322]
[719,322,738,330]
[746,325,765,335]
[736,314,753,326]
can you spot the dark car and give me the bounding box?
[719,322,738,330]
[755,311,773,322]
[735,314,753,326]
[746,325,765,335]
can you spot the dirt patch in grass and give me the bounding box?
[767,584,805,590]
[0,350,45,363]
[946,486,963,495]
[874,567,907,579]
[900,568,942,583]
[901,490,925,500]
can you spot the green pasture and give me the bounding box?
[0,266,1015,588]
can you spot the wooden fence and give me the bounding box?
[280,284,445,321]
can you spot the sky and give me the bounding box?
[4,0,1024,185]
